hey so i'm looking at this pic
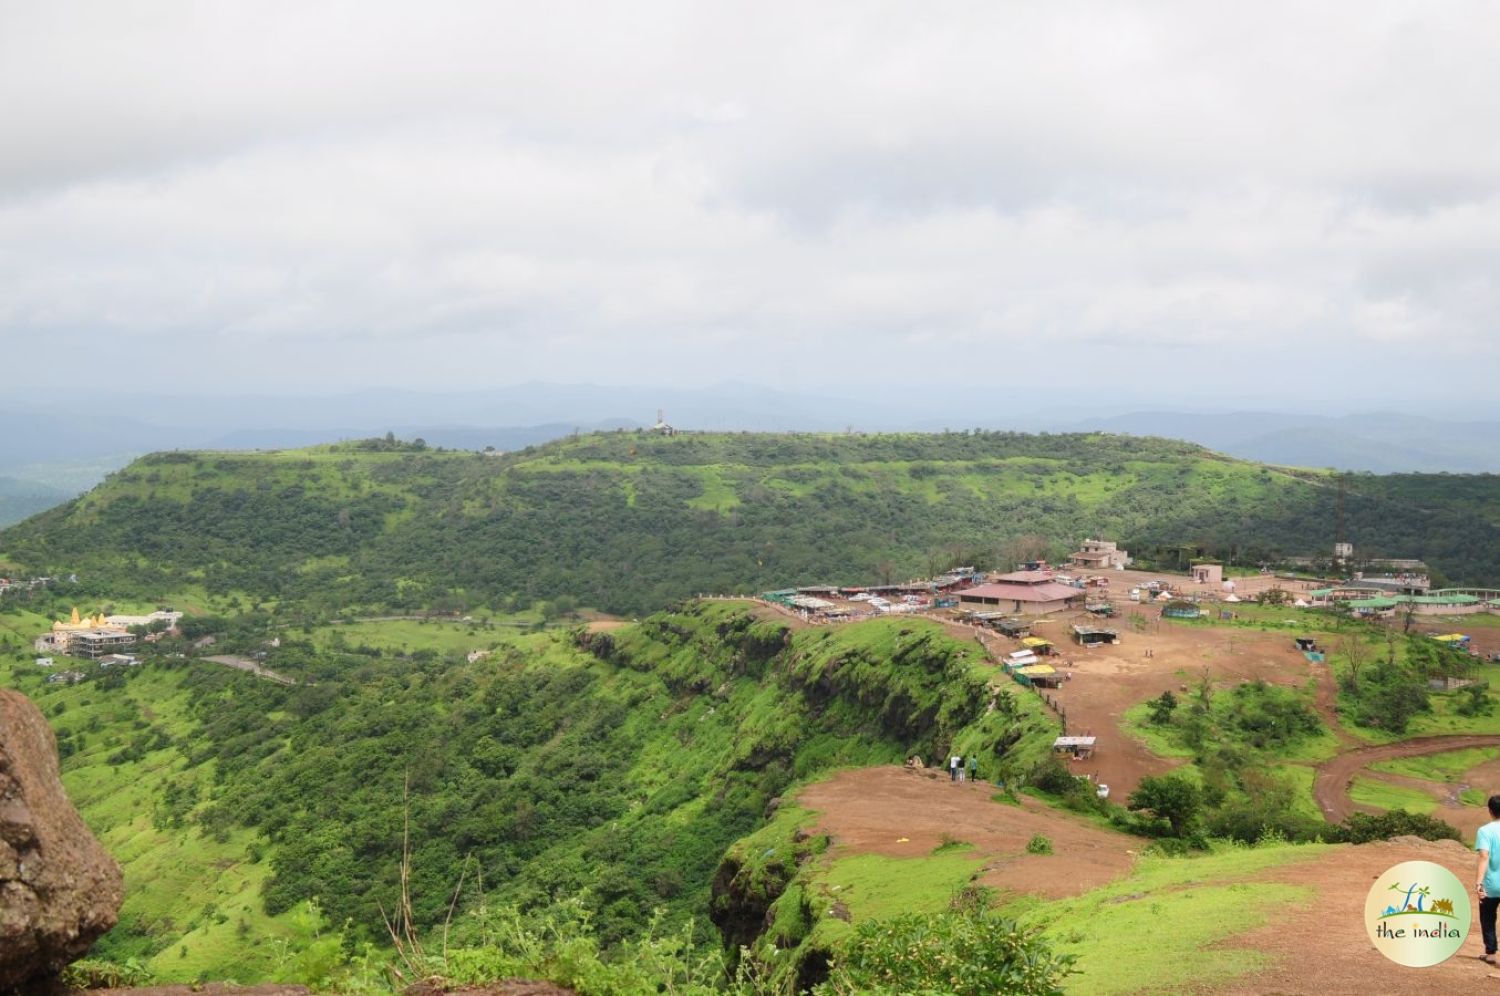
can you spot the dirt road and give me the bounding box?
[1312,734,1500,822]
[205,654,296,686]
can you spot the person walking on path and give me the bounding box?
[949,754,960,782]
[966,755,977,785]
[1475,795,1500,964]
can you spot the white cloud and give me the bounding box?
[0,0,1497,406]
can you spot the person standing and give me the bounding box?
[1475,795,1500,964]
[949,754,959,782]
[966,755,977,785]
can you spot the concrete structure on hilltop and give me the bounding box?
[102,610,183,630]
[32,607,159,656]
[1190,564,1223,585]
[1069,539,1130,571]
[68,630,137,659]
[651,409,677,436]
[957,570,1085,615]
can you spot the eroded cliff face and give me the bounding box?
[0,689,123,991]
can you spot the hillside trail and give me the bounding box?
[1310,658,1360,748]
[796,765,1141,900]
[204,654,297,685]
[1208,836,1495,995]
[1313,733,1500,822]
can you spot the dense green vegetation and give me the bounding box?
[4,431,1500,618]
[2,602,1057,985]
[5,430,1500,992]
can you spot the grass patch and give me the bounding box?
[815,849,987,924]
[1032,842,1329,995]
[1348,777,1440,815]
[1370,746,1500,782]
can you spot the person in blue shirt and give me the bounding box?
[1474,795,1500,964]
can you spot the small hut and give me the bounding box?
[1072,624,1120,646]
[1052,735,1096,759]
[1015,663,1063,688]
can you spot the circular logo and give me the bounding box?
[1364,860,1471,967]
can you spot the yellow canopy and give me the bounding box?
[1016,664,1056,676]
[1022,637,1051,648]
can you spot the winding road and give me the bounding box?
[1313,733,1500,821]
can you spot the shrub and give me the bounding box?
[814,908,1074,996]
[1127,774,1202,837]
[1327,810,1461,845]
[1026,833,1053,855]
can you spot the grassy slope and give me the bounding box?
[3,665,300,981]
[728,779,1330,995]
[0,602,1057,983]
[5,432,1500,617]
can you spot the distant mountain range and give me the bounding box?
[0,385,1493,527]
[1061,412,1500,474]
[0,477,70,529]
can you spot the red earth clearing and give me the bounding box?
[796,765,1141,900]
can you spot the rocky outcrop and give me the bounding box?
[0,689,124,992]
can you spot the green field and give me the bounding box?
[1370,746,1500,782]
[1348,777,1441,815]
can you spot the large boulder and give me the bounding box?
[0,689,123,991]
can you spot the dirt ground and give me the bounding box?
[1095,567,1326,602]
[796,765,1140,900]
[1210,836,1497,995]
[1312,734,1500,824]
[1001,610,1328,797]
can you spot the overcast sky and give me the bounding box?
[2,2,1497,413]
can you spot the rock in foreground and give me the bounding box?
[0,689,124,992]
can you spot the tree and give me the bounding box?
[1147,690,1178,725]
[1001,535,1051,570]
[1339,632,1369,693]
[1127,773,1201,837]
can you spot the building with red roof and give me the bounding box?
[957,572,1085,615]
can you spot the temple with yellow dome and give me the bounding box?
[34,607,136,658]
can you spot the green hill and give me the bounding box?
[2,431,1498,616]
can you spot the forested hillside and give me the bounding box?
[3,431,1499,616]
[0,602,1056,982]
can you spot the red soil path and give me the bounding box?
[1211,836,1497,995]
[1312,734,1500,822]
